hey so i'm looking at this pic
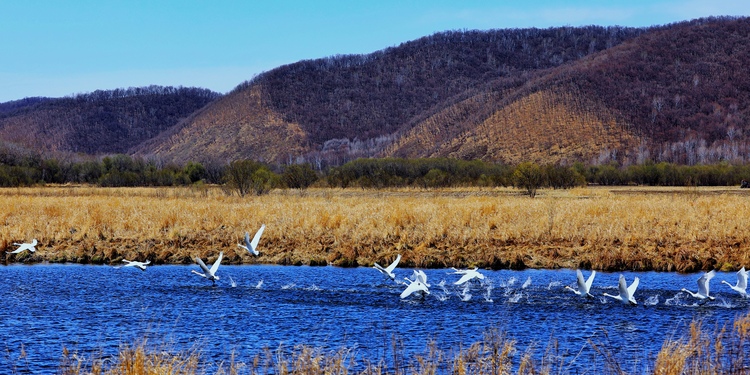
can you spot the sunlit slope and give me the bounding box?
[133,86,308,164]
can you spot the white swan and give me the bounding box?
[401,271,430,299]
[452,267,485,285]
[565,270,596,298]
[238,224,266,256]
[722,267,748,297]
[682,270,716,303]
[373,254,401,280]
[120,259,150,271]
[7,239,37,254]
[191,252,223,283]
[603,274,639,305]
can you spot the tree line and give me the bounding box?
[1,152,749,196]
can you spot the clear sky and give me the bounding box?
[1,0,749,102]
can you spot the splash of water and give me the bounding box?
[459,283,472,301]
[483,283,494,303]
[281,283,296,290]
[305,284,322,291]
[507,292,524,303]
[521,277,531,289]
[665,292,685,306]
[254,280,263,289]
[229,276,237,288]
[547,281,562,290]
[644,295,659,306]
[438,280,451,296]
[435,293,450,302]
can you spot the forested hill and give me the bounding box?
[5,17,750,167]
[0,86,220,155]
[133,24,646,164]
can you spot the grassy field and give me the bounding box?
[2,185,750,272]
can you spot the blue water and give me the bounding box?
[1,264,747,374]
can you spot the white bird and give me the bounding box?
[191,252,223,283]
[722,267,748,297]
[238,224,266,256]
[401,270,430,299]
[603,274,639,305]
[120,259,150,271]
[565,270,596,298]
[451,267,485,285]
[373,254,401,280]
[682,270,716,303]
[7,239,37,254]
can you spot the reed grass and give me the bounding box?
[2,185,750,272]
[53,312,750,374]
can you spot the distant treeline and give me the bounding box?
[1,151,750,193]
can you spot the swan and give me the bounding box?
[401,271,430,299]
[682,270,716,303]
[7,239,37,254]
[722,267,748,297]
[238,224,266,256]
[191,252,223,283]
[565,270,596,298]
[373,254,401,280]
[603,274,639,305]
[120,259,150,271]
[451,267,485,285]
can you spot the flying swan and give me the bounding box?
[373,254,401,280]
[192,252,223,284]
[7,239,37,254]
[565,269,596,298]
[682,270,716,303]
[400,270,430,299]
[451,267,485,285]
[603,274,639,305]
[120,259,150,271]
[722,266,748,297]
[238,224,266,256]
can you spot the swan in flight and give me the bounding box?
[373,254,401,280]
[682,270,716,303]
[451,267,485,285]
[401,270,430,299]
[603,274,639,305]
[722,267,748,297]
[238,224,266,256]
[7,239,37,254]
[120,259,150,271]
[191,252,223,283]
[565,270,596,298]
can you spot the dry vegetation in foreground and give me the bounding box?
[46,312,750,374]
[1,186,750,272]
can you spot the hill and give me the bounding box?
[0,86,220,155]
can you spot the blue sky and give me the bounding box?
[1,0,749,102]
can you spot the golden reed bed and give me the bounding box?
[2,185,749,272]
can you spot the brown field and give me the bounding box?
[2,185,750,272]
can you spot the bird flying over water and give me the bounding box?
[7,239,37,254]
[120,259,150,271]
[682,270,716,303]
[401,270,430,299]
[238,224,266,256]
[603,274,639,305]
[565,269,596,298]
[722,267,748,297]
[192,252,223,283]
[373,254,401,280]
[451,267,485,285]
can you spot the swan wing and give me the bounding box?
[585,270,596,291]
[209,252,223,275]
[627,276,639,297]
[737,267,748,290]
[617,275,629,299]
[455,273,473,285]
[400,281,421,299]
[385,254,401,273]
[698,270,715,296]
[575,270,586,292]
[250,224,266,249]
[196,257,211,274]
[243,232,251,248]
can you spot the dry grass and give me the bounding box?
[2,185,750,272]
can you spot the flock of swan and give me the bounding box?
[5,234,748,304]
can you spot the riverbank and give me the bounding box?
[2,186,749,272]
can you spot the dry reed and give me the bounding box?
[2,185,750,272]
